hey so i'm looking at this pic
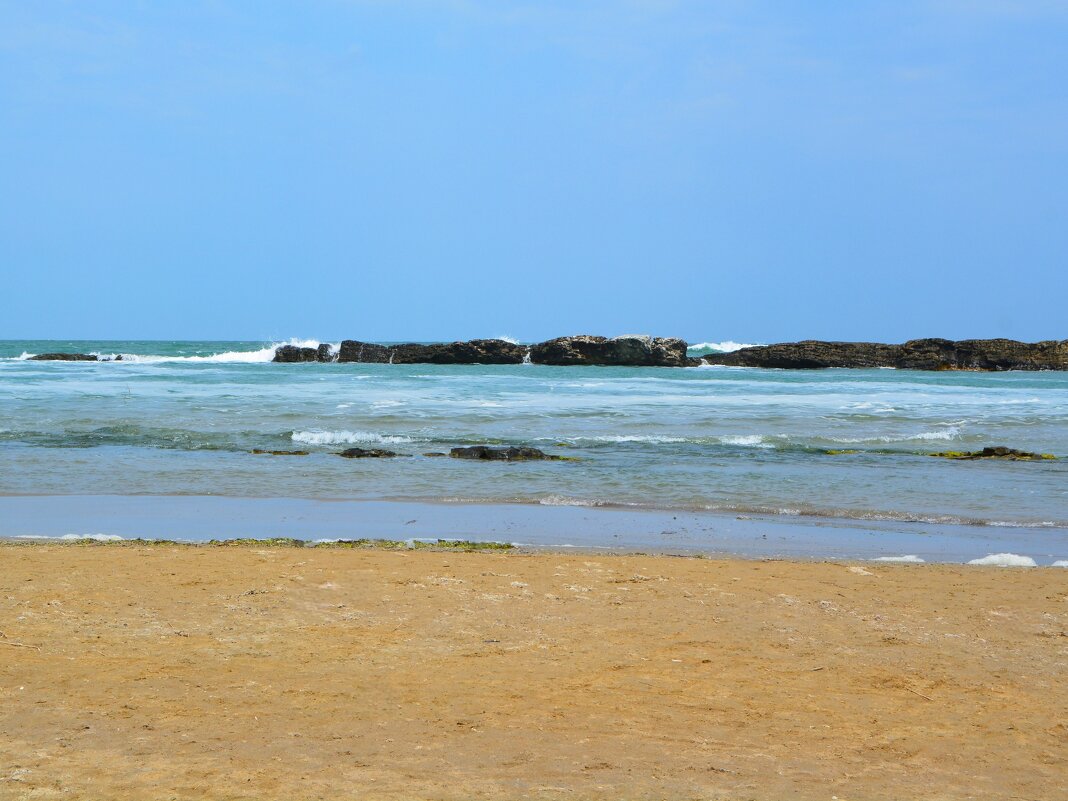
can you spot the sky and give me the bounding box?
[1,1,1066,344]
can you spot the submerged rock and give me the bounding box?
[251,449,309,456]
[704,339,1068,371]
[337,447,400,458]
[28,353,98,361]
[449,445,556,461]
[530,335,688,367]
[930,447,1056,461]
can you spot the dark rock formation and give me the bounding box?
[336,340,392,363]
[273,345,320,363]
[334,339,525,365]
[251,449,309,456]
[28,353,98,361]
[930,446,1056,461]
[391,340,526,365]
[898,339,1068,371]
[273,343,337,363]
[529,335,688,367]
[703,339,1068,371]
[449,445,556,461]
[337,447,400,458]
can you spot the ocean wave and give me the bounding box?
[537,495,613,507]
[12,339,335,364]
[291,429,417,446]
[716,434,774,448]
[825,426,962,444]
[966,553,1037,567]
[687,341,756,353]
[541,435,689,444]
[872,555,925,563]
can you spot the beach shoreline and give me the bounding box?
[3,494,1066,566]
[2,543,1065,800]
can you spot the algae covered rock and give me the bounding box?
[930,447,1056,461]
[449,445,557,461]
[337,447,400,458]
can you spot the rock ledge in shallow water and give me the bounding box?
[702,338,1068,371]
[930,447,1056,461]
[28,353,99,361]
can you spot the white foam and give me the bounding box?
[828,426,961,444]
[538,495,604,507]
[1051,560,1068,567]
[873,555,926,563]
[15,339,337,365]
[967,553,1037,567]
[717,434,773,448]
[291,429,415,446]
[688,341,756,353]
[556,435,688,444]
[495,335,520,345]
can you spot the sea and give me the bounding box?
[2,339,1067,565]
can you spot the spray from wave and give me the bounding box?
[687,341,756,354]
[291,430,417,446]
[12,339,335,364]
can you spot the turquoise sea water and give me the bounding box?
[2,339,1067,537]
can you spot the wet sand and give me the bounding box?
[1,543,1066,800]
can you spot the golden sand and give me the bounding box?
[1,544,1066,800]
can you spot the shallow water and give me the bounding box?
[2,340,1067,533]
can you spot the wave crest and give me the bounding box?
[687,341,756,353]
[291,430,416,446]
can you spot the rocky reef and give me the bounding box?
[929,447,1056,461]
[701,339,1068,371]
[274,344,335,363]
[296,335,687,367]
[449,445,560,461]
[529,335,689,367]
[337,447,400,458]
[335,339,527,365]
[28,353,99,361]
[28,335,1068,370]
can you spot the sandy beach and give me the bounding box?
[1,543,1065,800]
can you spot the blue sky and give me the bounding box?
[1,1,1066,343]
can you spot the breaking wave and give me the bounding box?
[12,339,334,364]
[824,427,962,444]
[291,430,417,446]
[687,341,756,353]
[966,553,1037,567]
